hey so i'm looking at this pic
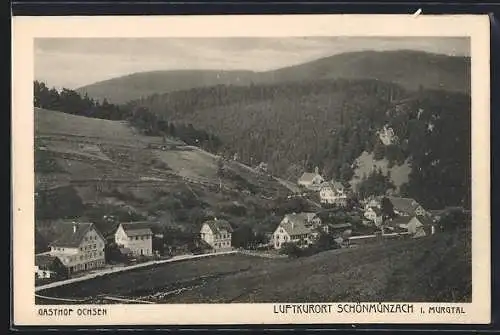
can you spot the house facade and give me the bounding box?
[272,213,317,249]
[378,125,398,146]
[298,167,325,190]
[200,218,233,251]
[319,181,348,206]
[363,196,382,210]
[115,222,154,257]
[364,207,383,226]
[48,221,106,275]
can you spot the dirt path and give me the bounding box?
[35,250,239,292]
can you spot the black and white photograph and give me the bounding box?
[12,15,490,325]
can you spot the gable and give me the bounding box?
[50,222,94,248]
[79,226,105,248]
[115,225,128,239]
[201,223,213,234]
[274,225,288,234]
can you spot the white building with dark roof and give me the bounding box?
[114,222,154,257]
[200,218,233,251]
[297,167,325,190]
[320,181,348,206]
[272,213,317,249]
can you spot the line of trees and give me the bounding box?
[34,81,223,154]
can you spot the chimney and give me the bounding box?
[72,221,77,233]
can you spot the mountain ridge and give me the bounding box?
[76,50,470,104]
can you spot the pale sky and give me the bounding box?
[34,37,470,90]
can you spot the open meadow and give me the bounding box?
[37,230,471,304]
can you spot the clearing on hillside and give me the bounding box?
[351,151,411,191]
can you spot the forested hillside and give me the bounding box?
[76,50,470,104]
[123,79,471,210]
[35,54,471,212]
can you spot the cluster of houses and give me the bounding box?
[274,168,440,251]
[34,166,449,282]
[270,195,437,251]
[35,217,236,281]
[298,167,348,206]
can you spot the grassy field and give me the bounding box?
[351,151,412,191]
[37,230,471,304]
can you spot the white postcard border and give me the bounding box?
[12,14,491,326]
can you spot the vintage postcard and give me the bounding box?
[12,14,491,326]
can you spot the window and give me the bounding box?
[135,236,139,240]
[93,244,96,249]
[141,236,144,240]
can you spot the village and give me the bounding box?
[34,161,465,287]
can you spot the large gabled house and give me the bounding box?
[272,213,315,249]
[200,218,233,251]
[386,196,428,217]
[297,167,325,191]
[46,221,106,275]
[319,181,348,206]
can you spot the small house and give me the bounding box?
[364,207,383,226]
[297,167,325,190]
[386,215,434,238]
[115,222,154,257]
[363,196,382,210]
[35,254,65,279]
[200,218,233,251]
[377,125,398,146]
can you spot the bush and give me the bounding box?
[279,242,302,258]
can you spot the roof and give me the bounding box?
[387,196,424,215]
[388,215,433,228]
[279,214,313,236]
[298,172,322,183]
[35,254,59,268]
[387,216,412,228]
[299,212,318,222]
[203,219,233,234]
[332,181,345,190]
[49,222,97,248]
[330,223,352,230]
[119,247,132,255]
[120,222,154,237]
[414,215,434,226]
